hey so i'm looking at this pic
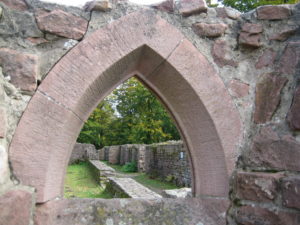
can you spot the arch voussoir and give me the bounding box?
[9,9,241,203]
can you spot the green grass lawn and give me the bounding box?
[64,162,113,199]
[133,173,178,190]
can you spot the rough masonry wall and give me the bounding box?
[0,0,299,225]
[99,141,191,187]
[144,141,191,187]
[69,143,99,164]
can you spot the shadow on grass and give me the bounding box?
[64,161,113,199]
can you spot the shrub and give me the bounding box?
[121,162,137,173]
[165,175,174,183]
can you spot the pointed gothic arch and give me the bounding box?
[9,10,242,203]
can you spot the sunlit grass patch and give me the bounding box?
[133,173,178,190]
[64,162,113,199]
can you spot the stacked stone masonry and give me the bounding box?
[144,142,192,187]
[68,143,99,164]
[0,0,299,224]
[98,141,192,187]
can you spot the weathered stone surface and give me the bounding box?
[0,190,33,225]
[69,143,97,164]
[278,41,300,75]
[269,27,297,41]
[35,9,88,40]
[212,39,237,67]
[83,0,112,12]
[0,6,43,38]
[287,86,300,131]
[26,37,48,45]
[0,108,5,138]
[89,160,115,177]
[145,142,191,187]
[216,7,241,19]
[228,80,249,98]
[192,23,228,38]
[236,205,300,225]
[9,91,83,202]
[151,0,174,13]
[108,177,163,199]
[239,23,263,48]
[10,9,241,203]
[35,198,230,225]
[242,23,263,34]
[249,127,300,171]
[0,0,28,11]
[99,147,106,161]
[257,5,291,20]
[164,187,192,198]
[254,73,287,124]
[38,39,78,79]
[255,48,276,69]
[108,145,120,164]
[178,0,207,16]
[88,160,115,185]
[236,171,283,202]
[0,48,38,92]
[0,146,9,185]
[282,176,300,210]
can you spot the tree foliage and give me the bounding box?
[77,100,115,148]
[222,0,299,12]
[77,77,180,148]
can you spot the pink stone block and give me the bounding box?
[257,5,291,20]
[178,0,207,16]
[0,189,33,225]
[0,48,37,92]
[228,80,249,98]
[254,73,287,124]
[0,0,28,11]
[35,9,88,40]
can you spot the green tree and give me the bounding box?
[77,77,180,147]
[108,77,180,144]
[77,100,115,148]
[222,0,299,12]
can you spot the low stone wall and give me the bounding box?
[108,145,120,164]
[99,141,191,187]
[119,144,139,165]
[69,143,99,164]
[34,197,229,225]
[107,177,162,199]
[88,160,115,185]
[145,141,191,187]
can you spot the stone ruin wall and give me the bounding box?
[0,0,299,224]
[144,141,191,187]
[98,141,192,187]
[69,142,99,164]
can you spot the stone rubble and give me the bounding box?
[239,23,263,48]
[192,22,228,38]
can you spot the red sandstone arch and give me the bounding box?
[9,10,242,203]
